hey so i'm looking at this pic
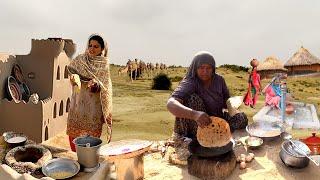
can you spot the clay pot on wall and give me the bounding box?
[302,133,320,155]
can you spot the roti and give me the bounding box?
[196,116,231,148]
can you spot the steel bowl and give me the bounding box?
[246,121,282,140]
[3,131,27,148]
[279,140,310,168]
[42,158,80,179]
[245,136,263,149]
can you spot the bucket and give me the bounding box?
[73,135,102,168]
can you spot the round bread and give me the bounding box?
[196,116,232,148]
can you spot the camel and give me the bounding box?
[127,59,138,82]
[138,60,147,78]
[118,66,128,76]
[146,62,156,78]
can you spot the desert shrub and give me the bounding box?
[219,64,249,73]
[152,73,172,90]
[170,76,183,82]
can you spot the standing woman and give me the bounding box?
[67,34,112,152]
[243,59,261,108]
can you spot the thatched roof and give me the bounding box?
[284,47,320,67]
[257,56,287,71]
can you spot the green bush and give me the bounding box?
[152,73,172,90]
[170,76,183,82]
[219,64,249,73]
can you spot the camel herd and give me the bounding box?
[118,59,168,81]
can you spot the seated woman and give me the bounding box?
[167,51,248,142]
[263,76,294,113]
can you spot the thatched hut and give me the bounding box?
[257,56,287,79]
[284,47,320,75]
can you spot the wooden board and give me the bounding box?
[99,139,152,160]
[188,151,236,180]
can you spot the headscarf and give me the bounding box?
[186,51,216,79]
[67,34,113,140]
[271,80,282,97]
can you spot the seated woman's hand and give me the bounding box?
[194,111,211,128]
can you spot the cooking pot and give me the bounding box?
[279,140,310,168]
[302,133,320,155]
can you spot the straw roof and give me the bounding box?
[284,47,320,67]
[257,56,287,71]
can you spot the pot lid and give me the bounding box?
[304,133,320,145]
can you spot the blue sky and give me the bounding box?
[0,0,319,66]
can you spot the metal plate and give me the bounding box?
[246,121,282,138]
[12,64,25,84]
[7,76,22,103]
[42,158,80,179]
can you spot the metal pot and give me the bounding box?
[279,140,310,168]
[73,135,102,169]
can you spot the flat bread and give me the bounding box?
[196,116,231,148]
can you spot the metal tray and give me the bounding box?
[246,121,282,139]
[42,158,80,179]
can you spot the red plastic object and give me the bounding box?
[302,133,320,155]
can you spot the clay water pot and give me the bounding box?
[286,104,295,115]
[250,59,259,67]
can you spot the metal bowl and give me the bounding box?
[3,131,27,148]
[246,121,282,139]
[42,158,80,179]
[279,140,310,168]
[245,136,263,149]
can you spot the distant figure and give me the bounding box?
[67,34,112,152]
[243,59,261,108]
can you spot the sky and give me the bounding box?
[0,0,319,67]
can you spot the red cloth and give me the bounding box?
[243,68,261,106]
[69,136,76,152]
[251,68,261,90]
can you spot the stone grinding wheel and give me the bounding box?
[188,151,236,180]
[196,116,232,148]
